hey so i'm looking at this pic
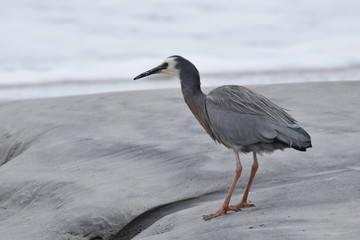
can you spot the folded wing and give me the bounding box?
[206,85,312,151]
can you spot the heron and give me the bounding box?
[134,55,312,220]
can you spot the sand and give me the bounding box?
[0,81,359,240]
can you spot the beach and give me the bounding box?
[0,81,359,240]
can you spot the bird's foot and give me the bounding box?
[233,200,255,209]
[202,205,240,221]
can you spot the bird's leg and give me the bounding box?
[203,151,242,221]
[234,151,259,209]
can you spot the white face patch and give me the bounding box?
[160,56,180,77]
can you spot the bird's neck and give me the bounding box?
[180,73,206,118]
[180,75,218,142]
[181,82,206,118]
[180,72,203,98]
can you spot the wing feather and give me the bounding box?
[207,85,296,125]
[205,85,311,150]
[206,100,278,146]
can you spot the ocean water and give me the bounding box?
[1,0,360,100]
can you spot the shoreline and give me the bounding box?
[1,64,359,101]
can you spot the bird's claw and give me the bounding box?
[202,205,241,221]
[233,200,255,209]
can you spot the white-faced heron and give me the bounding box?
[134,55,312,220]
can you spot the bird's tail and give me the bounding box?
[275,124,312,151]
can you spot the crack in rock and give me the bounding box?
[0,134,28,166]
[110,191,224,240]
[0,129,44,167]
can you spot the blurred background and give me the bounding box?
[1,0,360,101]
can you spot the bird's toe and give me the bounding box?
[233,201,255,209]
[202,205,241,221]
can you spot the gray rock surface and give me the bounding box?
[0,81,359,240]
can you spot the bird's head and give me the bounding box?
[134,55,193,80]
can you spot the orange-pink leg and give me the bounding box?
[234,151,259,209]
[203,151,243,221]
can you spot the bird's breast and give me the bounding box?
[184,94,219,143]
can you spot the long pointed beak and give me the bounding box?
[133,63,168,80]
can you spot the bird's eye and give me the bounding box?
[162,62,169,68]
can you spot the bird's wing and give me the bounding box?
[207,85,296,125]
[205,85,300,146]
[206,100,278,146]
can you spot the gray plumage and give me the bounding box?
[206,85,311,153]
[149,55,312,154]
[134,55,312,220]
